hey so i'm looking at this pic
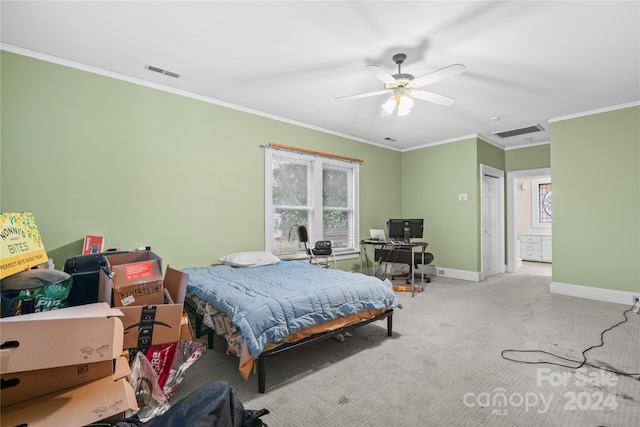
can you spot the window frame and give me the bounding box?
[264,147,360,259]
[531,177,552,228]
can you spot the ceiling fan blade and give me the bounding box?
[336,89,390,101]
[413,90,456,106]
[366,65,398,84]
[412,64,466,87]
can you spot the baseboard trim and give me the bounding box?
[357,264,481,282]
[550,281,637,306]
[424,266,481,282]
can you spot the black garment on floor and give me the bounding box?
[115,381,269,427]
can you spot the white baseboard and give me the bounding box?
[550,281,638,306]
[360,264,483,282]
[421,265,481,282]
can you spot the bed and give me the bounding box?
[181,256,401,392]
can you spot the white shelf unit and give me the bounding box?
[519,233,552,263]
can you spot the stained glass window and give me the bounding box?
[539,183,552,223]
[531,178,552,228]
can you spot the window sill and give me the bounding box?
[278,250,360,262]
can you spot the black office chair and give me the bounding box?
[297,225,336,268]
[388,245,434,284]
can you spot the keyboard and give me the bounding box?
[362,239,420,246]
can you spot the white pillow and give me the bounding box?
[218,251,281,267]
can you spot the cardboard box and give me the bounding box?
[0,303,124,374]
[0,357,137,427]
[180,312,196,342]
[102,250,165,307]
[120,295,184,349]
[164,264,187,305]
[99,264,189,349]
[1,356,127,407]
[0,212,49,280]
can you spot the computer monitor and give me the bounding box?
[387,219,423,242]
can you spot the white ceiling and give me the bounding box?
[2,1,639,151]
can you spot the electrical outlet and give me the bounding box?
[633,296,640,304]
[438,269,445,275]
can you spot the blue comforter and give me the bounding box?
[182,261,401,359]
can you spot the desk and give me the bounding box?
[360,240,432,297]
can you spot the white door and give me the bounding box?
[482,174,500,278]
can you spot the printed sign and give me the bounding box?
[82,235,104,254]
[0,213,48,279]
[124,261,154,281]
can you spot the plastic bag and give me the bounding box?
[1,269,72,317]
[145,339,206,400]
[127,351,170,422]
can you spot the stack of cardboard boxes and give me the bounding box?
[1,303,138,426]
[97,250,193,350]
[0,213,138,425]
[1,214,193,425]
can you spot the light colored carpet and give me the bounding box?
[171,262,640,426]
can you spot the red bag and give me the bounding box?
[145,339,206,399]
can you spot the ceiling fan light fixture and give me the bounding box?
[382,96,397,115]
[382,93,414,116]
[338,54,465,111]
[398,96,414,116]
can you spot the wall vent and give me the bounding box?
[493,124,544,138]
[145,64,180,78]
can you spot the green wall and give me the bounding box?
[505,144,551,171]
[3,50,637,298]
[399,137,508,274]
[400,138,480,271]
[477,139,506,171]
[0,51,400,270]
[550,106,640,293]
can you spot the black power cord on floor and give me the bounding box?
[501,302,640,380]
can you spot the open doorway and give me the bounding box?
[506,168,552,273]
[518,260,552,276]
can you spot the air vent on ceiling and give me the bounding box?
[145,64,180,78]
[493,124,544,138]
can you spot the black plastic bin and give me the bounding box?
[63,251,128,306]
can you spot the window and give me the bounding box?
[532,178,552,228]
[264,147,359,257]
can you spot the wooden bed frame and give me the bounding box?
[184,297,394,393]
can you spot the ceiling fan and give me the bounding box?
[336,53,466,116]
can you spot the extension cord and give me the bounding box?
[502,302,640,380]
